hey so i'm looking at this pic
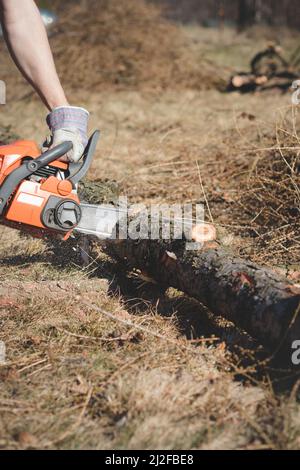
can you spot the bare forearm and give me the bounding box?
[0,0,68,110]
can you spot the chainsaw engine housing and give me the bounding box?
[0,131,99,239]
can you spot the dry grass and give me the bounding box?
[233,107,300,265]
[1,4,300,450]
[0,234,299,449]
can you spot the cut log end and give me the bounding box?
[255,75,268,85]
[191,223,217,243]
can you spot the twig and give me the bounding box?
[18,358,47,373]
[55,326,133,343]
[196,160,214,223]
[27,363,52,378]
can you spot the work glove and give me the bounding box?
[46,106,89,162]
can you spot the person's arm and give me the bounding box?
[0,0,89,162]
[0,0,68,110]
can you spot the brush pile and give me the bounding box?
[49,0,222,91]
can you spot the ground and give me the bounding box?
[0,22,300,450]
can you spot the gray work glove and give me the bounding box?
[46,106,89,162]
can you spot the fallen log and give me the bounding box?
[233,74,267,88]
[103,223,300,356]
[77,180,300,355]
[228,73,267,92]
[228,71,297,94]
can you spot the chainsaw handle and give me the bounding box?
[29,141,73,171]
[67,130,100,185]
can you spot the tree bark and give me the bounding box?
[104,234,300,354]
[237,0,256,31]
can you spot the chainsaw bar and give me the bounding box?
[75,203,125,239]
[76,203,202,242]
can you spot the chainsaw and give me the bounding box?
[0,131,122,241]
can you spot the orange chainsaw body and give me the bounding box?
[0,140,80,239]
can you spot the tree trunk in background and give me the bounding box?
[217,1,225,30]
[238,0,247,30]
[238,0,256,31]
[254,0,262,23]
[147,0,300,30]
